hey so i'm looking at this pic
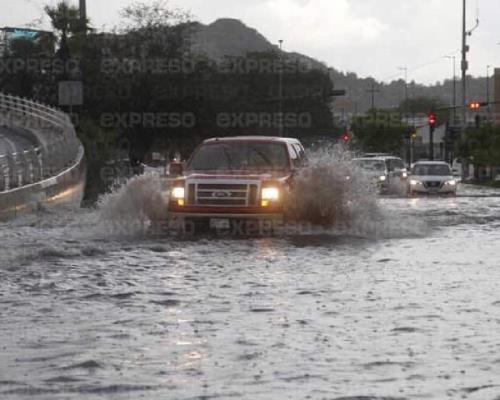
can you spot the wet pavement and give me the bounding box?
[1,184,500,400]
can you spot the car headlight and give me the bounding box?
[402,171,408,179]
[379,175,386,182]
[445,180,456,186]
[172,186,185,199]
[171,186,185,206]
[410,179,421,186]
[261,187,279,201]
[261,187,279,207]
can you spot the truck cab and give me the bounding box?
[168,136,307,232]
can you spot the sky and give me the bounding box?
[2,0,500,85]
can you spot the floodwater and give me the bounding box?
[1,182,500,400]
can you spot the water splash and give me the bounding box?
[96,174,169,235]
[286,145,427,238]
[287,145,376,225]
[89,146,426,239]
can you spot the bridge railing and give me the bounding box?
[0,93,81,192]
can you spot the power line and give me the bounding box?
[380,49,461,83]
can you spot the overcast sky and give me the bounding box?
[2,0,499,84]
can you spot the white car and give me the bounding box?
[351,158,390,191]
[408,161,457,196]
[352,156,407,193]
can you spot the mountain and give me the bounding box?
[190,18,276,59]
[188,18,493,113]
[188,18,327,70]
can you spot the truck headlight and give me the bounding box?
[172,186,185,206]
[261,187,279,206]
[410,179,420,186]
[445,180,456,186]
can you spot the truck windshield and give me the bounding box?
[413,164,451,176]
[187,142,289,171]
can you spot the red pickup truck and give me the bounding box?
[168,136,307,233]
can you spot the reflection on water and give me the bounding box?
[1,184,500,399]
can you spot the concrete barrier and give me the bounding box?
[0,93,86,219]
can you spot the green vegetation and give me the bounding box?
[457,124,500,168]
[351,109,409,154]
[398,95,447,114]
[1,1,336,201]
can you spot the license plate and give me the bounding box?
[210,218,230,229]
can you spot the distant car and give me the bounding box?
[351,157,390,191]
[141,153,168,176]
[408,161,457,196]
[352,155,407,193]
[380,156,407,178]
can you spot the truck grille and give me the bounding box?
[187,182,259,207]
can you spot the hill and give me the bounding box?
[188,18,492,113]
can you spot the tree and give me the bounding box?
[44,1,88,60]
[120,0,191,31]
[351,109,409,154]
[457,124,500,169]
[398,96,446,114]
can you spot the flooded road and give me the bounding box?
[1,184,500,400]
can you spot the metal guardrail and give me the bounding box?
[0,93,80,192]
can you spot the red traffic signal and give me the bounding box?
[428,112,437,127]
[341,133,350,142]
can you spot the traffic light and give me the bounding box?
[428,112,437,161]
[341,133,350,142]
[428,112,437,127]
[468,101,488,109]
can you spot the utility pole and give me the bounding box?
[278,39,283,137]
[366,83,380,110]
[428,112,437,161]
[461,0,467,132]
[399,66,408,120]
[486,65,491,121]
[80,0,87,20]
[79,0,87,34]
[444,55,457,124]
[460,0,478,130]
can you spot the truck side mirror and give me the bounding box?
[169,161,184,176]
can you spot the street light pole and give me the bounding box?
[486,65,491,121]
[398,67,408,117]
[278,39,284,137]
[398,66,409,163]
[366,83,380,110]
